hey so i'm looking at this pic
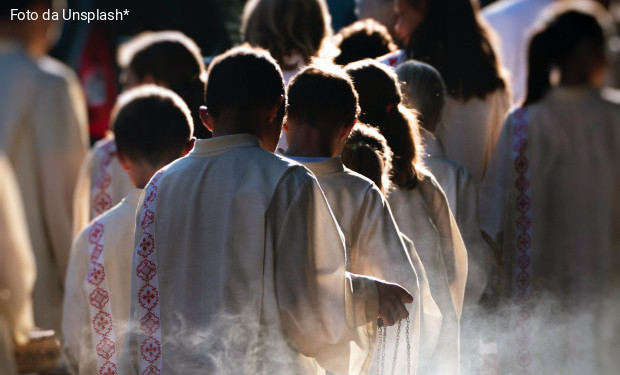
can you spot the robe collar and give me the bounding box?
[295,156,346,176]
[190,134,261,155]
[421,128,447,159]
[122,188,143,207]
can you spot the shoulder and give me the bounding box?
[36,56,80,86]
[599,87,620,110]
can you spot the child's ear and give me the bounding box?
[116,150,131,172]
[341,119,357,140]
[269,95,285,123]
[199,106,213,131]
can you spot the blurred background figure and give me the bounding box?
[380,0,510,184]
[0,0,89,343]
[480,1,620,373]
[483,0,555,105]
[334,18,398,65]
[355,0,397,41]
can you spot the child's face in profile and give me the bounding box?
[394,0,424,46]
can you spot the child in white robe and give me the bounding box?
[62,86,195,375]
[0,0,88,336]
[119,45,412,375]
[0,154,36,375]
[283,63,421,374]
[346,59,469,375]
[397,60,495,306]
[72,31,207,235]
[341,123,445,373]
[480,3,620,373]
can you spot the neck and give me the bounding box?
[210,110,263,138]
[284,125,339,158]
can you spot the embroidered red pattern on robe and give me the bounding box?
[93,139,116,215]
[512,108,532,375]
[135,170,165,374]
[85,217,119,374]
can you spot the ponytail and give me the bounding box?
[523,4,607,106]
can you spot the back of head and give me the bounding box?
[342,123,393,194]
[241,0,333,69]
[524,1,609,106]
[396,60,447,132]
[205,45,285,119]
[118,31,209,138]
[112,85,193,168]
[287,61,359,131]
[404,0,506,100]
[345,59,423,190]
[334,19,397,65]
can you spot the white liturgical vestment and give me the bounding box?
[0,154,36,375]
[421,131,493,305]
[0,40,88,334]
[63,188,142,375]
[120,135,378,375]
[296,157,423,374]
[72,136,134,235]
[479,87,620,374]
[437,88,511,184]
[388,169,468,375]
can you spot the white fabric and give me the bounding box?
[483,0,554,105]
[387,169,468,375]
[72,136,134,235]
[479,86,620,374]
[298,157,423,374]
[378,50,407,69]
[119,135,378,375]
[63,188,141,375]
[0,40,89,334]
[421,130,494,305]
[0,154,36,375]
[437,88,511,184]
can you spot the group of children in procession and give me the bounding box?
[2,0,620,373]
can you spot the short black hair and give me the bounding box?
[334,19,397,66]
[112,85,193,167]
[118,31,209,139]
[286,62,359,131]
[205,45,285,118]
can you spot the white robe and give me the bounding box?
[421,130,493,305]
[437,88,511,184]
[483,0,554,105]
[119,135,379,375]
[0,154,36,375]
[388,169,468,375]
[296,157,424,374]
[0,40,89,334]
[479,86,620,374]
[63,188,142,375]
[72,136,134,236]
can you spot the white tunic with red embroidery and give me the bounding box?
[480,87,620,374]
[119,135,379,375]
[387,169,468,375]
[72,136,134,235]
[62,188,142,375]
